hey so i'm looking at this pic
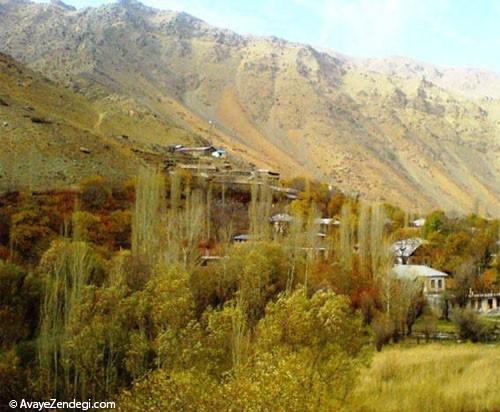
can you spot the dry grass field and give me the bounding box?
[348,343,500,412]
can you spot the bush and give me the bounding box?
[422,210,447,238]
[452,309,492,342]
[372,312,394,351]
[80,177,112,212]
[72,211,104,243]
[106,210,132,248]
[0,261,41,346]
[420,310,437,342]
[10,208,55,262]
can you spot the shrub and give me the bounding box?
[0,261,41,346]
[452,308,492,342]
[372,312,394,351]
[422,210,447,238]
[420,310,437,342]
[72,211,103,243]
[359,291,376,325]
[106,210,132,249]
[10,208,55,262]
[80,177,112,212]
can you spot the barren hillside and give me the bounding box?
[0,51,198,190]
[0,0,499,215]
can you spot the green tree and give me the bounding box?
[422,210,447,238]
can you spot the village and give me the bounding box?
[120,136,500,319]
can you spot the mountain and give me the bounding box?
[0,51,198,191]
[0,0,499,215]
[350,55,500,100]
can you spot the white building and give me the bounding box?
[467,291,500,315]
[411,218,426,228]
[393,264,448,307]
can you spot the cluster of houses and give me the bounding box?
[127,140,293,195]
[163,145,291,192]
[148,143,498,317]
[232,214,338,257]
[390,236,499,316]
[232,216,498,316]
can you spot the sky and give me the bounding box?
[34,0,500,72]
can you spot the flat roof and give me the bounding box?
[393,264,448,280]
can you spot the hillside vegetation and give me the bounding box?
[0,0,499,214]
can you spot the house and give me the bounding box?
[391,238,425,264]
[269,185,297,194]
[175,146,216,156]
[393,264,448,307]
[211,149,226,158]
[227,169,254,178]
[314,218,333,226]
[269,185,299,198]
[233,234,255,243]
[270,213,293,223]
[270,213,293,234]
[200,255,224,266]
[467,291,500,315]
[167,144,184,152]
[313,218,339,240]
[313,217,340,228]
[177,164,218,173]
[411,218,426,228]
[254,169,281,180]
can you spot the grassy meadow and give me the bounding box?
[348,343,500,412]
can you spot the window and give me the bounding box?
[431,279,436,289]
[437,279,443,289]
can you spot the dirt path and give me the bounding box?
[94,111,106,133]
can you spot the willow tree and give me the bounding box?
[301,205,322,295]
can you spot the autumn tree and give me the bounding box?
[80,177,112,212]
[131,166,165,267]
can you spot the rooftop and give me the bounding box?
[392,237,425,258]
[270,213,293,223]
[393,264,448,281]
[313,218,340,226]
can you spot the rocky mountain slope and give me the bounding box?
[0,51,197,191]
[0,0,499,215]
[349,55,500,100]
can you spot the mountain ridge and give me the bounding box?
[0,0,499,215]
